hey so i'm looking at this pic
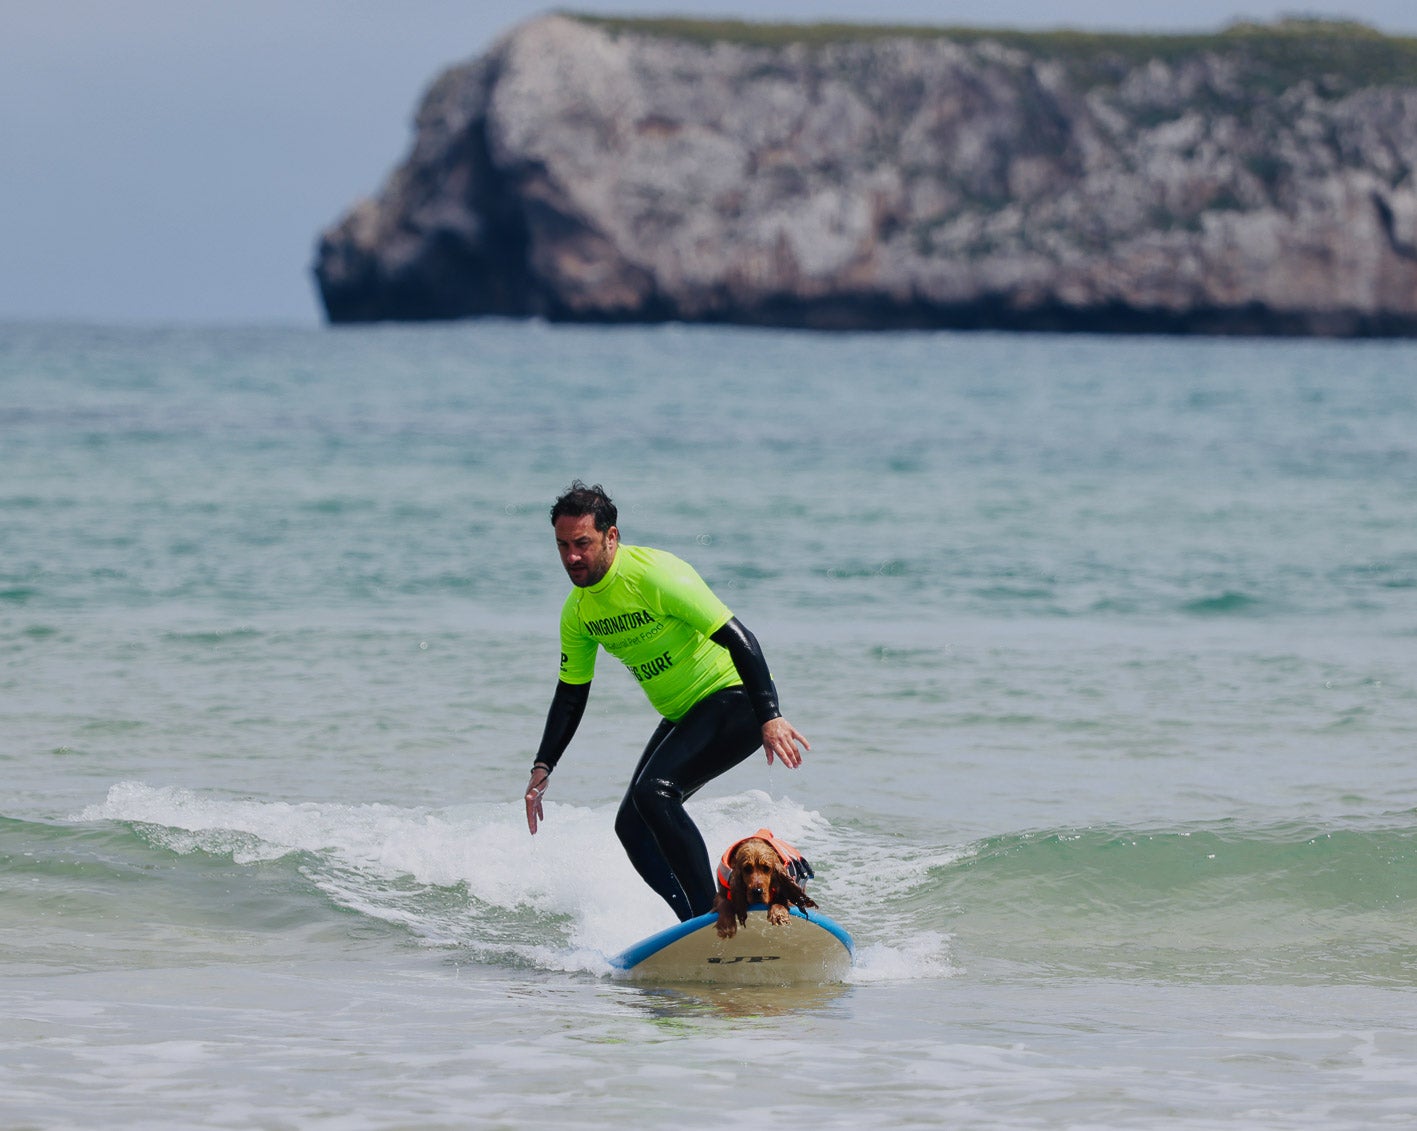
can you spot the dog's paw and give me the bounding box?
[766,904,790,926]
[716,921,738,939]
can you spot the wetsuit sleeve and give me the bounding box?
[532,679,591,772]
[710,617,781,725]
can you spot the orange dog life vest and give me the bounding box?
[716,828,815,892]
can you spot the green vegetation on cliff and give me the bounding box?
[570,14,1417,92]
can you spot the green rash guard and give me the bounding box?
[558,544,739,722]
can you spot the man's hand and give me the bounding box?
[761,717,809,769]
[525,764,551,834]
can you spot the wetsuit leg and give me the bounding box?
[613,687,763,921]
[613,718,687,917]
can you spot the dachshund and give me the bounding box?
[714,834,817,939]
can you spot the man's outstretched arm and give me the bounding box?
[524,679,591,833]
[711,617,809,768]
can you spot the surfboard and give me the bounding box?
[609,905,853,984]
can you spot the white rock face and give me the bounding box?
[314,15,1417,335]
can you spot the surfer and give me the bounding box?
[522,480,809,922]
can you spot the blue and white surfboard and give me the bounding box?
[609,905,853,984]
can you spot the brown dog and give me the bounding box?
[714,836,818,939]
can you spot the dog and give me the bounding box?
[713,830,818,939]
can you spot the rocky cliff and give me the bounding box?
[313,15,1417,335]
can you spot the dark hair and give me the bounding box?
[550,480,617,532]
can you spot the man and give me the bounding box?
[523,480,809,923]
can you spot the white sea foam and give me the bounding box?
[77,781,952,979]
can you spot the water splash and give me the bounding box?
[74,782,955,981]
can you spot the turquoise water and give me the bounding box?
[3,320,1417,1128]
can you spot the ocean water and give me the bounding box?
[3,318,1416,1129]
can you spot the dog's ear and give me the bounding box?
[729,866,750,925]
[773,868,818,912]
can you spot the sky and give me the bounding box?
[4,0,1416,326]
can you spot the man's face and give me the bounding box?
[554,514,618,588]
